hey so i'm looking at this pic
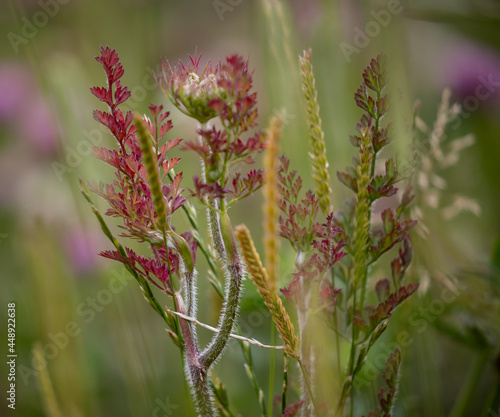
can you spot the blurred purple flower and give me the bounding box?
[0,65,30,119]
[0,63,57,154]
[290,0,322,38]
[444,43,500,105]
[64,227,101,274]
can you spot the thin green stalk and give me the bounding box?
[34,342,63,417]
[282,353,289,415]
[298,358,320,417]
[241,340,267,417]
[244,363,267,417]
[480,375,500,417]
[449,352,488,417]
[331,269,342,388]
[163,230,195,417]
[268,326,276,417]
[357,266,370,324]
[349,290,357,417]
[210,379,236,417]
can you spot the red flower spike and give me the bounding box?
[89,47,189,283]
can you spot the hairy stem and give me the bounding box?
[175,294,217,417]
[201,211,244,369]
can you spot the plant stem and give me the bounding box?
[449,351,488,417]
[187,360,217,417]
[268,326,276,417]
[241,341,267,417]
[177,299,216,416]
[282,353,289,415]
[178,194,266,414]
[167,170,221,283]
[298,358,320,417]
[200,212,244,368]
[331,268,342,388]
[349,290,357,417]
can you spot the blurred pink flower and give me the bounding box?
[444,42,500,106]
[0,63,57,154]
[290,0,322,38]
[64,227,102,274]
[0,65,31,119]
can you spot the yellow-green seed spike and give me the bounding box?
[352,129,372,291]
[134,113,167,231]
[299,49,332,215]
[263,114,282,290]
[235,225,299,359]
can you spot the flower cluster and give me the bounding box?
[277,155,346,306]
[83,46,424,417]
[161,52,265,208]
[158,50,269,415]
[335,56,419,325]
[278,54,419,414]
[160,51,221,123]
[88,46,188,291]
[87,46,268,417]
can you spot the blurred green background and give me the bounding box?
[1,0,500,416]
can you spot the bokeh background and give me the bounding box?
[1,0,500,416]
